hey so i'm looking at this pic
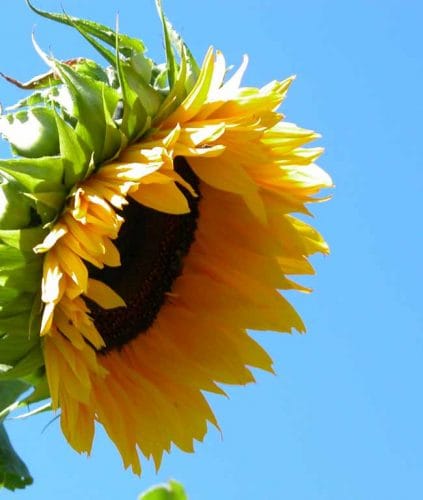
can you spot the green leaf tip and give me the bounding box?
[0,381,33,491]
[26,0,145,58]
[0,423,33,491]
[139,479,188,500]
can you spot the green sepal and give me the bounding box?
[63,17,118,69]
[132,51,155,83]
[153,45,188,125]
[0,291,33,316]
[114,32,150,142]
[0,321,40,372]
[0,345,43,382]
[0,157,65,194]
[0,380,29,415]
[160,10,200,94]
[0,314,30,340]
[72,59,110,84]
[101,91,127,161]
[154,0,199,95]
[0,178,32,230]
[151,64,169,91]
[155,0,178,89]
[5,90,49,113]
[54,112,91,187]
[0,107,59,159]
[52,13,162,144]
[0,244,38,273]
[28,291,42,341]
[29,34,121,166]
[52,60,121,164]
[182,46,200,95]
[4,60,109,116]
[23,191,66,225]
[21,374,50,408]
[122,61,164,119]
[0,226,47,252]
[0,261,41,294]
[150,16,201,124]
[0,260,41,294]
[0,229,44,374]
[26,0,145,58]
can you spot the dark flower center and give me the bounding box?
[87,157,199,352]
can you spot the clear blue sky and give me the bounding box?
[1,1,422,499]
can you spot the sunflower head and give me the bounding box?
[0,0,331,476]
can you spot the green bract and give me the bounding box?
[0,0,199,436]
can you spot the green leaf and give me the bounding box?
[139,480,188,500]
[0,378,45,492]
[0,382,33,491]
[0,423,33,491]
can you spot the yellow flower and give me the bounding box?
[0,3,331,475]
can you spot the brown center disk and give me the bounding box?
[87,157,200,352]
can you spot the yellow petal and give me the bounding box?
[41,251,64,304]
[85,279,126,309]
[55,243,88,293]
[131,182,190,215]
[189,156,267,223]
[34,224,67,254]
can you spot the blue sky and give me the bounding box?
[1,1,422,499]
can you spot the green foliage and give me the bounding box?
[0,424,32,491]
[0,1,202,494]
[0,108,60,158]
[25,0,145,57]
[0,380,33,491]
[139,480,188,500]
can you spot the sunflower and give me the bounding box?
[0,2,331,474]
